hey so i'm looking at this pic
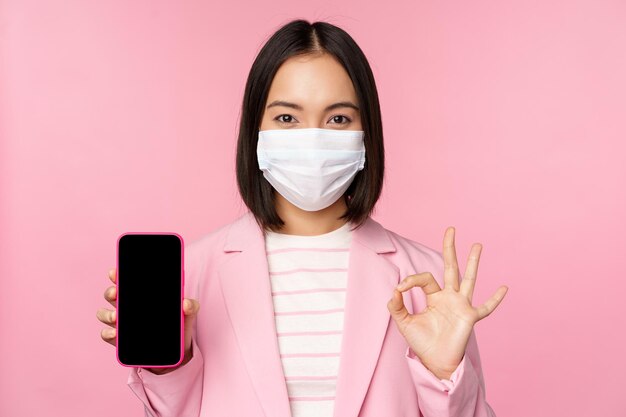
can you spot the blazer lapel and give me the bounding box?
[218,211,399,417]
[218,212,292,417]
[332,214,399,417]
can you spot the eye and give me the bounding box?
[329,115,352,124]
[274,114,297,124]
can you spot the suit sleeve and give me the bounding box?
[403,247,497,417]
[127,336,204,417]
[405,328,496,416]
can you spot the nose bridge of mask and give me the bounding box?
[257,128,366,168]
[258,127,364,148]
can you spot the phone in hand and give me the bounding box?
[116,232,184,368]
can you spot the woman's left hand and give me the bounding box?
[387,227,508,380]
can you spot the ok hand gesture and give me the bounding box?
[387,227,508,380]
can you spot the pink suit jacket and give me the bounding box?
[127,211,497,417]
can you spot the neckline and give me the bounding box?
[264,221,353,239]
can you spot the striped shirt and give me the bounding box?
[264,220,353,417]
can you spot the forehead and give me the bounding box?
[266,53,358,106]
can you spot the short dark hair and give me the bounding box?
[236,19,385,232]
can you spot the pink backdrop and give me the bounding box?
[1,1,625,416]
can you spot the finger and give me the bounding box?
[183,299,200,316]
[108,268,116,284]
[104,286,116,307]
[460,243,482,302]
[101,327,116,344]
[96,308,117,327]
[476,286,508,321]
[443,227,460,291]
[182,300,198,351]
[387,289,410,324]
[396,272,442,295]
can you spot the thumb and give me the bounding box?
[182,298,200,357]
[387,289,410,323]
[183,298,200,316]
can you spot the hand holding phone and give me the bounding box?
[96,268,201,374]
[115,233,185,368]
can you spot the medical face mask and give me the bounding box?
[256,127,366,211]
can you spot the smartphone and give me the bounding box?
[116,232,184,368]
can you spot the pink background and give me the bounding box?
[1,1,625,416]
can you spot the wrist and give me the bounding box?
[421,358,455,380]
[408,347,456,380]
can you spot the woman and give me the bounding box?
[97,19,507,417]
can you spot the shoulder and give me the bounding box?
[385,225,443,264]
[377,221,446,282]
[181,214,245,296]
[185,214,246,255]
[185,219,234,253]
[183,215,241,272]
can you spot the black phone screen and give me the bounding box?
[116,233,184,367]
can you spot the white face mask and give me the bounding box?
[256,127,366,211]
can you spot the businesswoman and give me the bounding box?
[97,19,508,417]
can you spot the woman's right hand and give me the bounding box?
[96,267,201,375]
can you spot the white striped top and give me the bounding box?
[264,220,353,417]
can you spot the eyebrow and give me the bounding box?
[266,100,360,112]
